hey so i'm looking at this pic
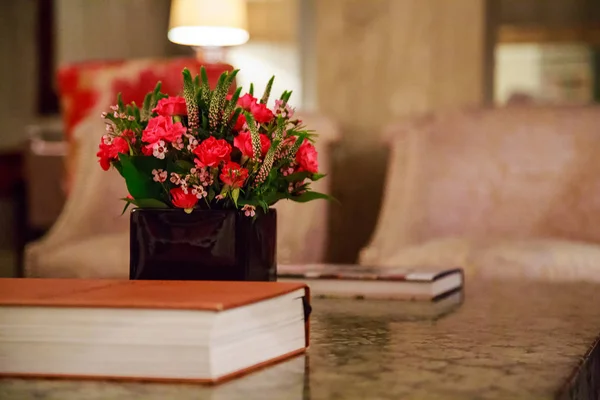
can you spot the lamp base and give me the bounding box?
[194,46,227,64]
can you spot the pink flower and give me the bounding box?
[142,116,186,145]
[234,131,271,159]
[242,204,256,217]
[219,161,249,188]
[191,185,207,199]
[296,140,319,173]
[250,102,274,124]
[170,187,198,209]
[238,93,257,111]
[152,96,187,116]
[152,169,167,183]
[193,137,232,167]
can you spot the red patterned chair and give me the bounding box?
[57,58,232,194]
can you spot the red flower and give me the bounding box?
[96,136,130,171]
[121,129,136,143]
[234,131,271,159]
[250,102,274,124]
[193,136,232,167]
[170,187,198,209]
[152,96,187,116]
[238,93,257,111]
[296,140,319,173]
[142,116,186,145]
[220,161,249,188]
[233,113,247,131]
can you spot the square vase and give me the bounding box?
[129,208,277,281]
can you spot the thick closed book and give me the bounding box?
[0,278,310,384]
[278,264,463,301]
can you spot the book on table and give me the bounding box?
[278,264,463,301]
[0,278,310,384]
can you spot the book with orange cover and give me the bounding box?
[0,278,310,384]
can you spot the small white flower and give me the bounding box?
[191,185,207,199]
[152,169,167,183]
[242,205,256,217]
[173,137,184,150]
[152,140,166,159]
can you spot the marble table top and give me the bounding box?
[2,278,600,400]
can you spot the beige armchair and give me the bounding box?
[25,69,339,278]
[361,106,600,282]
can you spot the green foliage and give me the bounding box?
[121,197,169,214]
[280,90,293,105]
[288,191,335,203]
[101,66,334,213]
[260,76,275,104]
[118,154,166,200]
[244,111,261,161]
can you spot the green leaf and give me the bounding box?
[117,93,124,110]
[249,83,254,96]
[118,154,165,199]
[208,188,216,202]
[225,69,239,90]
[260,76,275,104]
[201,66,209,87]
[282,90,293,105]
[231,188,240,207]
[135,198,169,208]
[284,171,312,182]
[311,173,326,181]
[174,160,195,172]
[263,192,288,205]
[258,200,269,213]
[142,93,152,119]
[121,199,132,215]
[152,81,162,98]
[289,191,336,203]
[133,105,141,121]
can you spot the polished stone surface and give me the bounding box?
[2,278,600,399]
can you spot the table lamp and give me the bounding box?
[168,0,249,63]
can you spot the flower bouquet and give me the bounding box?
[98,67,330,281]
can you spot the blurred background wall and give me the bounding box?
[0,0,599,272]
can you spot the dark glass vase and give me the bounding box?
[129,208,277,281]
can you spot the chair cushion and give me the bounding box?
[472,239,600,283]
[380,237,600,283]
[28,232,129,279]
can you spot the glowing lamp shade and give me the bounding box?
[168,0,249,47]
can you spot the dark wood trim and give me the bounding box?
[37,0,59,115]
[498,24,600,45]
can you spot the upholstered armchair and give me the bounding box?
[25,59,339,278]
[361,106,600,282]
